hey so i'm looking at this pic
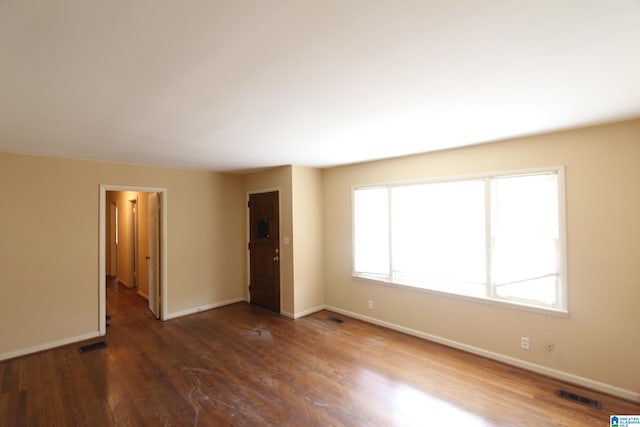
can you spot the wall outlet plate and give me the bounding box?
[521,336,530,350]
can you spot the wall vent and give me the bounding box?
[556,389,601,409]
[327,317,345,324]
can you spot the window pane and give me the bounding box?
[495,275,558,305]
[492,238,557,284]
[492,173,558,239]
[352,169,565,312]
[354,188,389,276]
[491,173,559,302]
[391,180,486,287]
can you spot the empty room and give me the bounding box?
[1,1,639,426]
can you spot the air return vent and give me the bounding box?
[326,317,345,324]
[78,341,107,353]
[556,389,601,409]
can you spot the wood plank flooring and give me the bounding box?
[1,280,638,426]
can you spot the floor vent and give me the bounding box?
[556,390,601,409]
[78,341,107,353]
[327,317,345,324]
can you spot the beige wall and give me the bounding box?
[243,166,295,316]
[323,119,640,395]
[243,165,325,317]
[0,153,245,358]
[1,119,639,398]
[292,166,325,316]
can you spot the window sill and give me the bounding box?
[352,274,569,317]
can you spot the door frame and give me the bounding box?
[246,188,282,310]
[99,185,168,335]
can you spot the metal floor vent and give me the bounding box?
[327,317,345,324]
[556,390,601,409]
[78,341,107,353]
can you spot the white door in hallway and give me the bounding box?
[147,193,160,319]
[109,202,118,277]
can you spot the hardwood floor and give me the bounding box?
[1,280,638,426]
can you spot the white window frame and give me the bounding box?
[352,166,568,315]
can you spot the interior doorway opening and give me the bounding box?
[99,185,168,336]
[105,192,150,296]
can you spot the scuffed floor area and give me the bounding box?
[1,280,638,426]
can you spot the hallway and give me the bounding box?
[105,276,154,325]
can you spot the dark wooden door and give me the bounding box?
[249,191,280,312]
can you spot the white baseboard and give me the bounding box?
[280,310,295,319]
[137,290,149,300]
[5,303,636,402]
[292,304,325,319]
[0,331,101,362]
[165,297,245,320]
[325,305,640,403]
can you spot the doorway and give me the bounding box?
[99,185,168,336]
[248,191,280,313]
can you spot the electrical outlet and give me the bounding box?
[546,344,555,352]
[368,299,374,309]
[521,336,530,350]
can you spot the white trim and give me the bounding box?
[280,310,295,319]
[352,165,566,190]
[325,305,640,403]
[292,304,325,319]
[0,331,101,362]
[161,192,168,321]
[165,297,245,320]
[137,290,149,300]
[351,275,569,317]
[99,184,169,336]
[556,166,569,310]
[99,188,107,335]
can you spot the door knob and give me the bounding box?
[273,255,279,262]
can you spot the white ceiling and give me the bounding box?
[1,1,639,172]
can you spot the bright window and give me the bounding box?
[352,168,567,312]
